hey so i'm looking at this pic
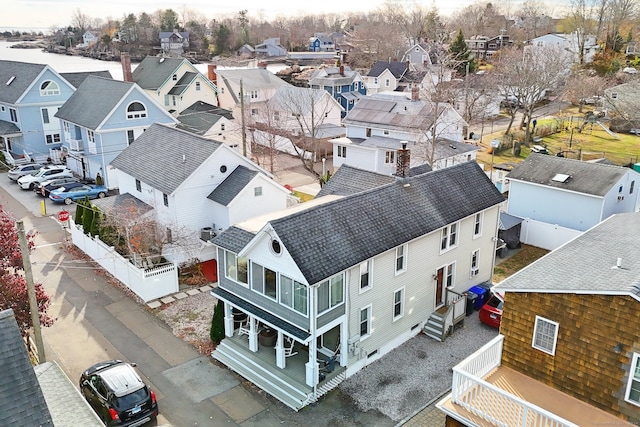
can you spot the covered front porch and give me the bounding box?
[437,335,636,427]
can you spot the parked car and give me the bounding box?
[531,145,549,154]
[49,184,108,204]
[36,177,82,197]
[79,360,158,426]
[7,163,43,181]
[478,292,504,328]
[623,67,638,74]
[17,165,73,190]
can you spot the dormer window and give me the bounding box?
[126,102,147,119]
[40,80,60,96]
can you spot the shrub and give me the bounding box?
[210,299,225,344]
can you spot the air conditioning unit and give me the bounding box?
[470,267,479,277]
[618,194,625,201]
[200,227,214,242]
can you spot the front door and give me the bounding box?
[435,267,445,307]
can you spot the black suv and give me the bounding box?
[79,360,158,427]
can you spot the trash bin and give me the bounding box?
[476,282,493,305]
[468,285,488,310]
[465,292,477,316]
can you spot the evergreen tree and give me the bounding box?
[89,207,100,237]
[74,198,85,224]
[210,299,225,344]
[449,29,477,75]
[82,197,94,235]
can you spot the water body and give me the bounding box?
[0,41,286,80]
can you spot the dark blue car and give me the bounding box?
[49,184,108,204]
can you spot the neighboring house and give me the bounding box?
[255,38,287,57]
[308,33,336,52]
[214,67,290,114]
[176,101,246,154]
[331,92,474,174]
[0,309,103,427]
[528,32,599,63]
[401,43,434,68]
[55,75,178,189]
[465,34,513,61]
[0,60,77,162]
[362,61,408,94]
[130,55,219,116]
[159,30,189,56]
[438,212,640,427]
[76,31,98,48]
[109,123,291,264]
[309,65,367,116]
[60,70,113,88]
[211,161,505,410]
[604,80,640,129]
[505,153,640,250]
[237,44,255,57]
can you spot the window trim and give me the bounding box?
[359,260,372,292]
[126,101,148,120]
[473,212,483,237]
[393,288,404,321]
[40,80,60,96]
[359,304,372,340]
[317,273,345,314]
[625,352,640,407]
[224,250,248,286]
[135,179,141,192]
[440,222,459,252]
[532,315,559,355]
[385,150,395,164]
[395,244,407,274]
[163,193,169,207]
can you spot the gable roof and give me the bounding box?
[132,56,193,91]
[167,71,198,96]
[55,75,136,129]
[60,70,112,88]
[506,154,632,196]
[0,60,47,104]
[110,123,222,195]
[207,165,259,206]
[176,101,233,135]
[497,212,640,299]
[214,161,504,285]
[310,66,360,86]
[216,68,289,92]
[268,86,339,115]
[0,309,53,427]
[367,61,408,78]
[316,165,397,197]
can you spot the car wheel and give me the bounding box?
[64,198,73,205]
[97,192,106,198]
[29,183,36,191]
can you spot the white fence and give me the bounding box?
[69,219,178,302]
[519,218,582,250]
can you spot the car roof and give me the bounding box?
[94,362,145,397]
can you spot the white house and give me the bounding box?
[528,32,599,64]
[331,92,476,174]
[109,123,292,264]
[76,31,98,48]
[362,61,408,94]
[505,153,640,250]
[213,67,290,114]
[211,160,505,410]
[255,38,287,57]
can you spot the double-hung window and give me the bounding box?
[360,305,372,338]
[317,274,344,313]
[395,244,407,273]
[360,260,371,291]
[532,316,559,355]
[385,151,395,164]
[474,212,482,237]
[441,222,459,251]
[393,288,404,320]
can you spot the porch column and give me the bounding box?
[246,317,259,352]
[305,339,318,387]
[223,302,234,337]
[275,331,285,369]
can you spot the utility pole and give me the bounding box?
[240,79,247,157]
[17,221,45,363]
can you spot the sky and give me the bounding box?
[2,0,484,31]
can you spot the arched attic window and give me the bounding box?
[126,101,147,119]
[40,80,60,96]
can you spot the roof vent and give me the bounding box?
[6,76,15,86]
[552,173,570,183]
[612,257,626,270]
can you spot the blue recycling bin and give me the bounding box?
[468,285,488,310]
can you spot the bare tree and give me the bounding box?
[562,73,610,112]
[562,0,600,64]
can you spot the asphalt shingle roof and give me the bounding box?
[497,212,640,298]
[208,165,258,206]
[167,71,197,96]
[214,161,504,285]
[110,123,222,195]
[176,102,233,136]
[91,193,154,218]
[0,60,46,104]
[55,75,134,129]
[60,70,112,88]
[506,153,631,197]
[315,165,396,197]
[0,120,21,135]
[367,61,407,78]
[131,56,188,91]
[0,309,53,427]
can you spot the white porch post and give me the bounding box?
[247,317,258,352]
[275,331,285,368]
[223,302,234,337]
[305,338,318,387]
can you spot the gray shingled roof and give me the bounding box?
[176,102,233,136]
[131,56,188,90]
[216,68,289,91]
[506,153,631,197]
[35,361,103,426]
[168,71,197,96]
[55,75,134,129]
[367,61,407,78]
[214,161,504,285]
[310,66,359,86]
[268,86,329,115]
[0,309,53,427]
[0,60,47,104]
[60,70,112,88]
[497,212,640,298]
[110,123,222,195]
[91,193,154,218]
[0,120,21,135]
[208,165,258,206]
[499,211,523,230]
[316,165,396,197]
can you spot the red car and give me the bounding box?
[479,292,504,328]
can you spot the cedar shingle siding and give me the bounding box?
[500,292,640,424]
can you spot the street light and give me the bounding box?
[490,139,500,182]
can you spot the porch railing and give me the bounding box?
[446,289,467,327]
[451,335,578,427]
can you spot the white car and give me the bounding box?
[623,67,638,74]
[7,163,44,181]
[17,166,73,190]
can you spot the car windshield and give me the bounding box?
[486,295,504,310]
[115,388,148,408]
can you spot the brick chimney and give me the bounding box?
[208,64,217,85]
[396,141,411,178]
[120,53,132,82]
[339,65,344,76]
[411,86,419,101]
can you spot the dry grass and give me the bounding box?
[493,244,550,283]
